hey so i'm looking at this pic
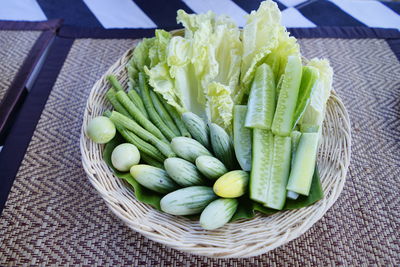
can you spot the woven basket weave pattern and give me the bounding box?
[80,38,351,258]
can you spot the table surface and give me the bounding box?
[0,0,399,30]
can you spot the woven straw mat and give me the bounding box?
[0,30,41,103]
[0,38,399,266]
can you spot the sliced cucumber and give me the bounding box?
[265,135,291,210]
[286,190,299,200]
[290,130,302,167]
[233,105,252,171]
[271,55,303,136]
[286,132,319,196]
[249,129,273,204]
[265,53,281,82]
[287,130,302,200]
[275,74,284,99]
[244,64,276,130]
[292,66,319,129]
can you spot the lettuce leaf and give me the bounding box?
[145,33,193,114]
[238,0,300,104]
[207,82,234,130]
[145,62,183,111]
[177,9,215,38]
[212,16,242,105]
[132,38,155,71]
[126,63,138,90]
[292,65,320,129]
[149,30,172,68]
[300,59,333,132]
[168,36,205,115]
[179,10,241,130]
[147,10,241,131]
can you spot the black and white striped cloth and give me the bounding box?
[0,0,399,30]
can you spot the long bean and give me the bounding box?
[109,111,175,158]
[159,96,191,137]
[118,127,166,162]
[149,90,180,136]
[138,72,177,141]
[115,90,166,141]
[133,85,141,94]
[107,75,124,91]
[106,88,131,117]
[127,89,148,118]
[103,111,164,161]
[140,153,164,169]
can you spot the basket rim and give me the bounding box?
[79,36,351,258]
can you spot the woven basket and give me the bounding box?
[80,36,351,258]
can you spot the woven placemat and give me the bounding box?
[0,30,41,103]
[0,21,60,143]
[0,37,399,266]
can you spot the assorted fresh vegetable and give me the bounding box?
[170,136,212,162]
[195,155,228,180]
[164,157,205,186]
[233,105,252,171]
[160,186,217,215]
[287,132,319,195]
[213,170,249,198]
[182,112,210,149]
[245,64,276,130]
[271,55,303,137]
[200,198,238,230]
[209,123,237,170]
[111,143,140,172]
[249,129,273,204]
[130,165,178,194]
[86,116,116,144]
[86,0,333,230]
[266,135,292,210]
